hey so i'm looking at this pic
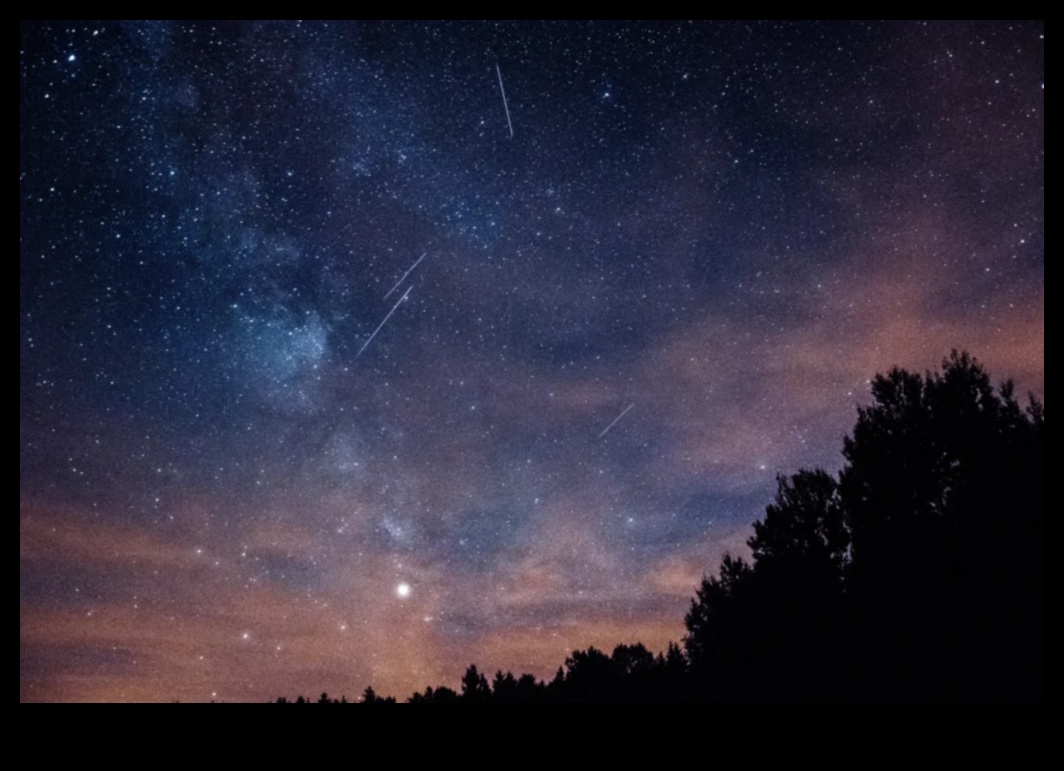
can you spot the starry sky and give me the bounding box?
[20,21,1044,702]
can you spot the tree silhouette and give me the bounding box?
[752,470,848,578]
[685,351,1043,700]
[838,350,1044,699]
[460,665,491,702]
[409,685,459,703]
[683,553,753,699]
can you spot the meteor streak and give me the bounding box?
[496,63,514,139]
[357,285,412,357]
[384,252,427,299]
[599,403,635,438]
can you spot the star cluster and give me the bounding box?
[21,21,1043,701]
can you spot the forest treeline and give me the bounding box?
[275,351,1043,703]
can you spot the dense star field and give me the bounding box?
[20,21,1043,702]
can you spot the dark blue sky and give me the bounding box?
[21,21,1043,701]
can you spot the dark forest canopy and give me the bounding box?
[273,351,1043,703]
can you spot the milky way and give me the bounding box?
[20,21,1043,701]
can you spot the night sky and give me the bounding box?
[20,21,1043,702]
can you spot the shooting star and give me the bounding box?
[384,252,427,299]
[495,63,514,139]
[357,285,412,357]
[599,403,635,438]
